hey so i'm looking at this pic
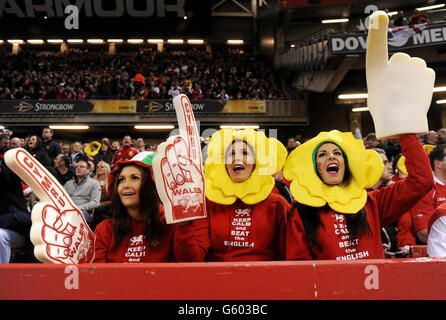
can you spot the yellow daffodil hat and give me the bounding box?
[205,128,288,205]
[283,130,384,214]
[396,144,435,175]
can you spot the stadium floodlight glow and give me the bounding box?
[436,99,446,104]
[167,39,184,44]
[387,11,398,16]
[352,107,369,112]
[0,125,4,130]
[290,44,295,48]
[0,40,4,44]
[338,93,368,99]
[87,39,104,44]
[134,125,175,130]
[128,39,144,44]
[7,39,24,44]
[340,86,446,100]
[67,39,83,43]
[27,39,44,44]
[322,18,349,24]
[188,39,204,44]
[148,39,163,43]
[227,39,244,44]
[220,124,260,129]
[107,39,124,43]
[49,125,90,130]
[416,4,445,11]
[433,86,446,92]
[47,39,63,43]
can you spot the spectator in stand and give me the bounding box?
[203,129,289,261]
[437,128,446,145]
[111,140,120,152]
[352,119,362,140]
[427,201,446,257]
[64,159,101,224]
[135,138,146,153]
[70,141,83,163]
[0,48,285,102]
[397,145,446,248]
[364,133,381,149]
[90,160,112,231]
[0,134,37,263]
[286,137,300,153]
[9,137,21,149]
[370,148,394,190]
[42,127,62,163]
[53,153,74,186]
[61,143,71,155]
[92,152,209,262]
[284,128,433,260]
[111,135,139,168]
[0,133,9,160]
[132,72,145,96]
[392,11,406,27]
[168,82,181,98]
[88,160,95,177]
[409,9,429,25]
[369,148,400,258]
[26,135,51,168]
[424,130,439,145]
[94,138,114,166]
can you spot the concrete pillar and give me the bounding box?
[11,43,21,54]
[60,42,68,53]
[157,42,163,52]
[109,43,117,55]
[206,43,212,54]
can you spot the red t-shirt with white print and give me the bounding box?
[93,211,209,263]
[286,134,433,260]
[205,192,289,262]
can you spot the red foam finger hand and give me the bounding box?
[161,157,176,190]
[153,94,206,224]
[173,94,202,168]
[166,142,185,185]
[4,148,96,264]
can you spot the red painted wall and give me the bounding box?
[1,258,445,300]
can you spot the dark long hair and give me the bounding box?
[296,202,371,250]
[27,134,43,151]
[110,164,163,249]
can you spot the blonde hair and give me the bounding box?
[93,160,111,192]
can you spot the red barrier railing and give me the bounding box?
[1,258,445,300]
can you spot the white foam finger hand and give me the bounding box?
[366,10,435,139]
[366,11,389,74]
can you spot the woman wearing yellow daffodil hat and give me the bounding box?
[283,10,437,261]
[283,130,433,260]
[203,128,289,261]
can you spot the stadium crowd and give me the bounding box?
[0,47,285,101]
[1,125,446,263]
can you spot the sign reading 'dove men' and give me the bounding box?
[329,23,446,53]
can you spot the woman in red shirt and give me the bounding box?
[284,131,433,260]
[203,128,289,261]
[93,152,209,263]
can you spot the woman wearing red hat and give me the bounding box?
[93,152,209,263]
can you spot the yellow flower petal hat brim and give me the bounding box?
[205,128,288,205]
[397,144,435,176]
[283,130,384,214]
